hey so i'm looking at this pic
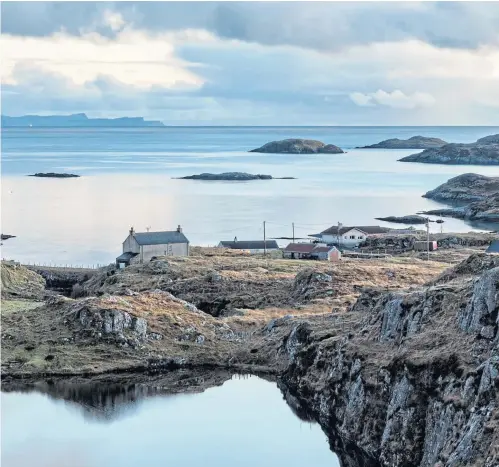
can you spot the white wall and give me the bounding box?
[123,234,139,253]
[141,243,189,262]
[320,229,367,248]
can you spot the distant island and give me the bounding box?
[375,215,428,225]
[29,173,80,178]
[399,134,499,165]
[2,113,165,128]
[358,136,447,149]
[177,172,296,181]
[250,139,344,154]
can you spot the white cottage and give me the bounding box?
[311,225,391,248]
[116,226,189,267]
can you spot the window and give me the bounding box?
[358,236,364,239]
[350,235,355,239]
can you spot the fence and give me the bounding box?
[2,258,106,270]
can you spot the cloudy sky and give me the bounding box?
[1,1,499,125]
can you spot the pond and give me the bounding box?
[1,373,340,467]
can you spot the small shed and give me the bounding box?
[310,245,342,261]
[283,243,317,259]
[414,240,438,252]
[486,240,499,254]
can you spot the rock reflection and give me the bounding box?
[2,369,234,423]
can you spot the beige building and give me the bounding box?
[116,226,189,267]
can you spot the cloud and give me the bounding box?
[350,90,436,109]
[349,92,375,107]
[1,29,210,89]
[1,3,499,125]
[2,2,499,52]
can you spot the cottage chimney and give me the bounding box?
[177,225,182,233]
[130,226,135,236]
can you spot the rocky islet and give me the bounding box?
[358,135,448,149]
[250,138,344,154]
[399,134,499,165]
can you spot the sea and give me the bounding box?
[2,126,499,265]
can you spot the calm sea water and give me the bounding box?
[2,126,499,265]
[1,375,339,467]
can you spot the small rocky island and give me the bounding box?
[358,135,447,149]
[29,173,80,178]
[399,134,499,165]
[375,215,428,224]
[1,234,16,241]
[250,139,344,154]
[177,172,295,181]
[421,173,499,223]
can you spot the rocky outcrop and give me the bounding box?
[359,233,496,252]
[280,253,499,467]
[359,136,447,149]
[71,297,148,344]
[399,134,499,165]
[422,174,499,224]
[29,173,80,178]
[250,139,344,154]
[1,262,45,299]
[375,215,428,225]
[1,234,16,241]
[423,173,499,203]
[177,172,295,181]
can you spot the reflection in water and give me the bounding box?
[2,370,235,423]
[2,371,340,467]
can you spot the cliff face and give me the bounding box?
[279,253,499,467]
[399,135,499,165]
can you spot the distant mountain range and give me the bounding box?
[1,113,165,127]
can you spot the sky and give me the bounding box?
[1,1,499,125]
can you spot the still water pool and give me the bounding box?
[1,374,340,467]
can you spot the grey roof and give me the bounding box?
[219,240,279,250]
[132,231,189,245]
[486,240,499,253]
[116,252,138,261]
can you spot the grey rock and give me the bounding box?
[178,172,274,181]
[375,215,428,224]
[422,173,499,224]
[29,172,80,178]
[359,136,447,149]
[250,138,344,154]
[458,266,499,335]
[399,134,499,165]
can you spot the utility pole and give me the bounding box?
[292,222,295,243]
[263,221,266,256]
[426,218,430,261]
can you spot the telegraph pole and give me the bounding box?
[426,218,430,261]
[292,222,295,243]
[263,221,266,256]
